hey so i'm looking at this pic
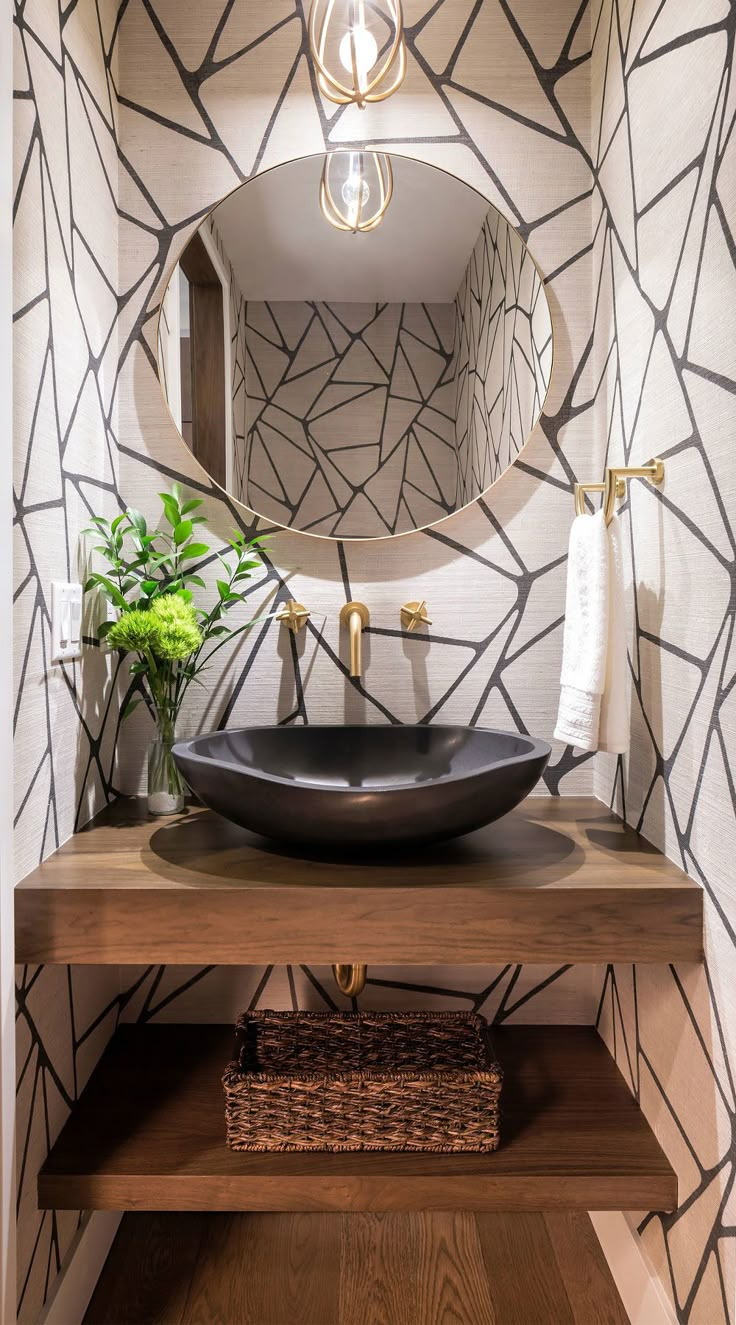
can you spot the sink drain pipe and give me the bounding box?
[333,964,367,997]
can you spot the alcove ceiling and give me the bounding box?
[212,154,491,303]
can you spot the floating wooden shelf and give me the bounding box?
[16,796,702,966]
[39,1025,677,1214]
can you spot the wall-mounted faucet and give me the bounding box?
[340,600,370,678]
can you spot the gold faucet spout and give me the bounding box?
[340,601,370,678]
[348,610,362,676]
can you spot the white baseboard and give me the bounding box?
[591,1211,678,1325]
[36,1212,121,1325]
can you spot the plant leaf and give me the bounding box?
[85,574,128,609]
[180,542,210,560]
[127,508,147,537]
[174,520,193,545]
[159,494,180,527]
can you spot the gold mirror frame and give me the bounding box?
[155,151,555,544]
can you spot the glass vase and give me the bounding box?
[147,714,185,816]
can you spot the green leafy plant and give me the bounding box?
[83,483,270,746]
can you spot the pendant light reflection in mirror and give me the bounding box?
[308,0,406,108]
[320,151,394,233]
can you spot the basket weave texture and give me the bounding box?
[223,1010,503,1153]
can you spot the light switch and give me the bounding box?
[51,582,83,663]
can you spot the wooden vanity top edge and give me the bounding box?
[15,795,703,965]
[15,794,702,895]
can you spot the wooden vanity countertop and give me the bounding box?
[15,796,703,966]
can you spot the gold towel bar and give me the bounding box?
[574,458,664,524]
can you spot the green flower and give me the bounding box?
[107,609,159,655]
[149,595,202,661]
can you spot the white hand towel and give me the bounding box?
[598,514,629,753]
[554,510,609,751]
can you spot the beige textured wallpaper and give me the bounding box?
[13,0,123,1315]
[592,1,735,1320]
[12,1,734,1321]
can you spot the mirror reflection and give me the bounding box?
[157,153,553,540]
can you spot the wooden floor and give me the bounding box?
[84,1211,629,1324]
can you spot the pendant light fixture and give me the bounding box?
[319,151,394,233]
[308,0,406,109]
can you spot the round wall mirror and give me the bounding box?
[157,152,553,540]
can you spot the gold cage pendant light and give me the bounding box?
[320,151,394,233]
[309,0,407,109]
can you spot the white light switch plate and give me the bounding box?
[51,582,83,663]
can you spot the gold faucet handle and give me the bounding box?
[400,600,432,632]
[276,599,310,633]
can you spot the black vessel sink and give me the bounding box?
[172,725,551,849]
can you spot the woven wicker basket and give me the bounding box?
[223,1010,502,1153]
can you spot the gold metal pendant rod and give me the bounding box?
[574,458,664,524]
[333,964,368,997]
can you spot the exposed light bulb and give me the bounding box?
[341,175,370,209]
[320,151,393,233]
[339,25,378,77]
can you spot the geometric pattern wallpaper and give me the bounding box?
[454,205,553,505]
[239,298,460,537]
[590,1,736,1321]
[13,0,123,1313]
[11,1,733,1323]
